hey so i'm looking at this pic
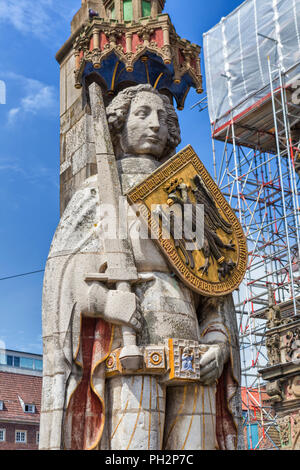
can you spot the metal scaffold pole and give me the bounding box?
[201,53,300,448]
[267,56,299,318]
[202,0,300,450]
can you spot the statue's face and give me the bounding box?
[120,91,169,158]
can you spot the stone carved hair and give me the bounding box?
[106,84,181,159]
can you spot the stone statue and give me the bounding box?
[40,84,243,450]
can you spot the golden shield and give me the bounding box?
[126,145,248,297]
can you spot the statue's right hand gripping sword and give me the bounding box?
[86,82,152,370]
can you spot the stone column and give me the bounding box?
[162,24,170,46]
[115,0,122,21]
[132,0,141,21]
[125,31,132,53]
[93,28,100,49]
[162,24,171,65]
[99,1,106,18]
[92,28,101,69]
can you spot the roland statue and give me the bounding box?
[40,84,243,450]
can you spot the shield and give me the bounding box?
[126,145,248,297]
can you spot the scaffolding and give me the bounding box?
[193,56,300,449]
[198,0,300,448]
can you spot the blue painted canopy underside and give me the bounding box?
[82,51,195,109]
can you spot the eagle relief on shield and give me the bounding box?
[126,145,248,297]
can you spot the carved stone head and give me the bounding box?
[287,376,300,398]
[106,84,181,160]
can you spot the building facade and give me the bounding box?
[0,349,42,450]
[260,300,300,450]
[241,387,281,450]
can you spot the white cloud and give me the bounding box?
[0,161,25,174]
[0,0,79,43]
[0,156,58,189]
[21,84,56,114]
[7,107,20,125]
[3,72,58,125]
[0,80,6,104]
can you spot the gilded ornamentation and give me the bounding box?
[72,16,202,102]
[167,339,202,383]
[149,352,163,366]
[106,353,116,370]
[127,145,248,297]
[144,346,165,371]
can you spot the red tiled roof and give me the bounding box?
[0,371,42,423]
[241,387,269,411]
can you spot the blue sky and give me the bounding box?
[0,0,243,354]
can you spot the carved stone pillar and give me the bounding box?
[125,31,132,53]
[115,0,122,21]
[162,24,170,46]
[133,0,142,20]
[260,311,300,450]
[151,0,159,17]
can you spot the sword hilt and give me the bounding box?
[85,272,155,370]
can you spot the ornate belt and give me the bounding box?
[105,338,209,385]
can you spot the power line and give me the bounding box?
[0,270,45,281]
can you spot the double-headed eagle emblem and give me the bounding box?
[127,146,248,296]
[162,175,237,281]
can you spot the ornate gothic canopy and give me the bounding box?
[70,1,202,109]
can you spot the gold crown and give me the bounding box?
[163,178,183,194]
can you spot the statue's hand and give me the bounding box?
[199,343,229,386]
[104,290,143,332]
[80,282,143,331]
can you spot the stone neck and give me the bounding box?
[117,154,162,194]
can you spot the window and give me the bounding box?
[14,356,20,367]
[36,432,39,445]
[142,0,151,17]
[34,359,43,371]
[0,401,3,411]
[24,404,35,414]
[20,357,34,370]
[4,354,42,371]
[123,0,133,21]
[15,431,27,443]
[6,355,20,367]
[0,429,5,442]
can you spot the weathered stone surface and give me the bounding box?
[65,116,89,160]
[261,314,300,450]
[41,84,243,451]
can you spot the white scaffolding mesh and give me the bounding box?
[203,0,300,130]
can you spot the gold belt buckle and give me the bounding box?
[105,345,166,377]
